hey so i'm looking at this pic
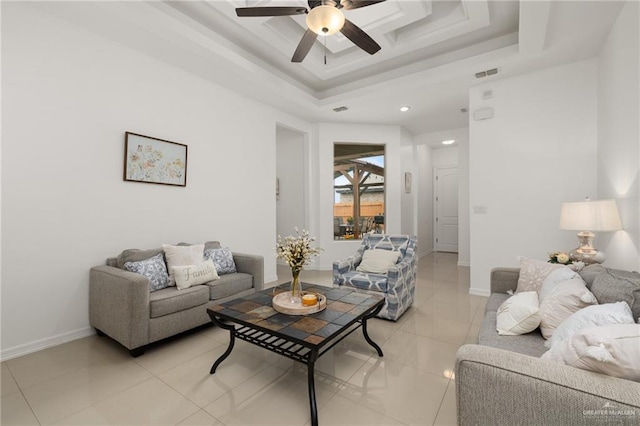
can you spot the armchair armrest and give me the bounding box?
[455,344,640,426]
[333,254,363,284]
[490,267,520,294]
[89,265,150,350]
[232,253,264,291]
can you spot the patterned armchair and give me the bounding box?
[333,234,418,320]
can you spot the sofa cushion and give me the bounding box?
[515,257,564,293]
[590,268,640,322]
[539,275,598,339]
[117,248,164,269]
[123,253,170,292]
[479,306,548,357]
[204,247,237,275]
[172,259,219,290]
[485,293,510,313]
[541,324,640,382]
[162,244,205,286]
[339,270,388,292]
[496,291,541,336]
[149,285,209,318]
[206,272,253,300]
[578,264,607,289]
[177,241,222,251]
[539,268,580,301]
[546,301,635,350]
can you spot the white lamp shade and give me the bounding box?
[306,5,345,36]
[560,199,623,231]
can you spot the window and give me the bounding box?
[333,143,385,240]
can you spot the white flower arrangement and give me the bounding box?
[548,251,572,265]
[276,228,322,272]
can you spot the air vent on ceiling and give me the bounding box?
[333,106,349,112]
[475,68,498,79]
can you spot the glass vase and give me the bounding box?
[290,269,302,304]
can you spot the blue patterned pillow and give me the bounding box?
[204,248,237,275]
[124,253,170,292]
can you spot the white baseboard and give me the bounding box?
[264,274,278,284]
[469,287,490,297]
[457,261,470,267]
[1,326,95,361]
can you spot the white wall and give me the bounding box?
[401,128,418,237]
[432,146,459,167]
[469,60,598,295]
[458,135,470,266]
[276,127,307,245]
[1,3,295,358]
[597,0,640,271]
[414,127,470,262]
[313,123,404,269]
[416,145,434,257]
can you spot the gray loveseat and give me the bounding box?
[455,265,640,425]
[89,241,264,356]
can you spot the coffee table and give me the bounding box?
[207,284,384,426]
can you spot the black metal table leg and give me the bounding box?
[361,304,384,357]
[307,350,319,426]
[209,315,236,374]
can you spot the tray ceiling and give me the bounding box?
[34,1,627,135]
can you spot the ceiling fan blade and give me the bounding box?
[236,7,307,17]
[291,29,318,62]
[340,19,381,55]
[341,0,386,10]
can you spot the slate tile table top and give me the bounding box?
[207,284,384,426]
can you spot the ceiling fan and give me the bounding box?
[236,0,385,63]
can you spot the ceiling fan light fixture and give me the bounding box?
[306,5,345,36]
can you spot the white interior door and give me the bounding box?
[434,166,459,252]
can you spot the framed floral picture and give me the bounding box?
[124,132,187,187]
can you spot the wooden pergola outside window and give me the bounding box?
[334,143,385,240]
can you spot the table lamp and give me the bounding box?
[559,198,622,264]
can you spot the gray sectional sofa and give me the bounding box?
[455,265,640,425]
[89,241,264,356]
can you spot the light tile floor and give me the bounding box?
[1,252,487,426]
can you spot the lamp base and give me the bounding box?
[569,248,605,264]
[570,231,605,264]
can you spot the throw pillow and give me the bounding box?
[578,264,607,289]
[204,248,237,275]
[590,268,640,322]
[117,248,164,270]
[178,241,222,250]
[545,302,634,349]
[172,259,219,290]
[541,324,640,382]
[162,244,205,286]
[356,249,400,274]
[515,257,564,293]
[538,275,598,339]
[539,268,579,303]
[496,291,541,335]
[123,253,170,292]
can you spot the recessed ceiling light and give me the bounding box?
[442,140,455,145]
[400,106,411,112]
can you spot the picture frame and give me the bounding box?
[124,132,187,187]
[405,172,412,193]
